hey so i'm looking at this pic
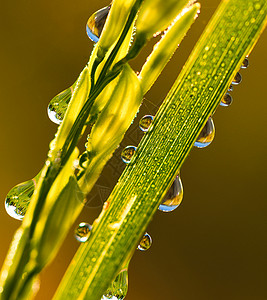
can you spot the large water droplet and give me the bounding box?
[86,6,111,43]
[5,173,41,220]
[232,72,242,85]
[121,146,136,163]
[139,115,154,132]
[47,85,75,124]
[194,117,215,148]
[158,175,183,212]
[102,268,128,300]
[75,222,92,242]
[241,57,249,69]
[138,232,152,251]
[220,92,233,107]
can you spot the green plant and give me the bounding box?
[0,0,266,299]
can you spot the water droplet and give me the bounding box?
[138,232,152,251]
[75,222,92,242]
[158,175,183,212]
[47,85,75,124]
[228,85,234,92]
[5,173,40,220]
[102,268,128,300]
[86,6,111,43]
[121,146,136,163]
[241,57,249,69]
[232,72,242,85]
[220,93,233,107]
[194,117,215,148]
[139,115,154,132]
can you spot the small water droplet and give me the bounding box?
[47,85,74,124]
[158,175,183,212]
[228,84,234,92]
[121,146,136,163]
[86,6,111,43]
[232,72,242,85]
[220,93,233,107]
[194,117,215,148]
[139,115,154,132]
[241,57,249,69]
[75,222,92,242]
[138,232,152,251]
[102,268,128,300]
[5,173,40,220]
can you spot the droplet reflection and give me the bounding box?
[241,57,249,69]
[47,84,75,124]
[121,146,136,163]
[86,6,111,43]
[138,232,152,251]
[102,268,128,300]
[194,117,215,148]
[5,173,41,220]
[75,222,92,242]
[232,72,242,85]
[228,85,234,92]
[158,175,183,212]
[139,115,154,132]
[220,93,233,107]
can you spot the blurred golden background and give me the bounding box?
[0,0,266,299]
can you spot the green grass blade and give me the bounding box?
[53,1,267,299]
[139,2,200,94]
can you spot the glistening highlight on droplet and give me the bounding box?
[158,175,183,212]
[102,268,128,300]
[138,232,152,251]
[228,84,234,92]
[232,72,242,85]
[75,222,92,242]
[121,146,137,163]
[194,117,215,148]
[47,85,75,125]
[139,115,154,132]
[5,173,40,220]
[86,6,111,43]
[220,92,233,107]
[241,57,249,69]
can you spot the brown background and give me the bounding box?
[0,0,266,299]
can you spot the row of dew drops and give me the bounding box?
[4,6,249,300]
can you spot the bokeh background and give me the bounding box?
[0,0,266,299]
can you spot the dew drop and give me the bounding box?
[5,173,41,220]
[102,268,128,300]
[228,84,234,92]
[75,222,92,242]
[121,146,136,163]
[194,117,215,148]
[220,93,233,107]
[139,115,154,132]
[86,6,111,43]
[138,232,152,251]
[241,57,249,69]
[158,175,183,212]
[47,85,75,125]
[232,72,242,85]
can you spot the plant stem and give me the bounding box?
[53,1,267,299]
